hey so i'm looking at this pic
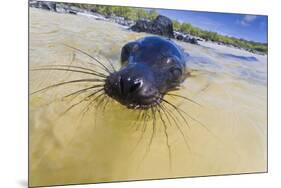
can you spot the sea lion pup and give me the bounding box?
[31,36,196,114]
[105,36,187,109]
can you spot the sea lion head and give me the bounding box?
[105,36,187,109]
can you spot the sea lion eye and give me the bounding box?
[169,68,182,80]
[166,57,175,64]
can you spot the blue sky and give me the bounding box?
[156,9,268,43]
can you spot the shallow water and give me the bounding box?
[29,8,267,187]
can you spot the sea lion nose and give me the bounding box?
[118,75,143,95]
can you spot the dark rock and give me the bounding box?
[131,19,151,31]
[29,1,57,11]
[173,31,199,45]
[39,1,57,11]
[69,10,77,15]
[174,31,185,40]
[29,0,39,8]
[176,34,184,40]
[183,36,190,43]
[188,38,198,44]
[55,3,68,13]
[131,15,174,38]
[152,15,174,38]
[69,6,84,13]
[183,36,198,44]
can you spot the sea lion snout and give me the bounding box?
[105,64,161,109]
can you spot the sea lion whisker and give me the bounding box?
[142,110,149,133]
[66,88,105,105]
[31,67,107,78]
[140,108,156,165]
[79,93,105,122]
[101,96,111,114]
[63,84,104,99]
[178,108,217,140]
[63,44,112,74]
[59,88,103,117]
[79,60,112,75]
[149,107,157,149]
[88,91,107,129]
[81,90,105,116]
[162,98,211,135]
[37,64,109,77]
[31,79,105,95]
[59,97,87,117]
[128,110,148,160]
[83,94,107,119]
[98,54,116,73]
[157,103,172,128]
[161,98,191,130]
[137,110,147,131]
[130,110,143,131]
[95,95,108,110]
[161,103,192,153]
[156,106,172,172]
[135,110,145,131]
[79,92,106,122]
[165,93,202,106]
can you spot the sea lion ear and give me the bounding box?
[121,42,139,64]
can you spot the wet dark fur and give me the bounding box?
[104,36,187,109]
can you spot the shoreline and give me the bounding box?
[29,1,267,56]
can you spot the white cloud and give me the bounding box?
[244,15,257,22]
[239,15,257,26]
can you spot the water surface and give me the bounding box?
[29,8,267,187]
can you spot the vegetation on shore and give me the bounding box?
[173,20,267,53]
[68,3,267,54]
[68,3,158,20]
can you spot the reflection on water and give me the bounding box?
[29,8,267,187]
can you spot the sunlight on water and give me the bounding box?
[29,8,267,186]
